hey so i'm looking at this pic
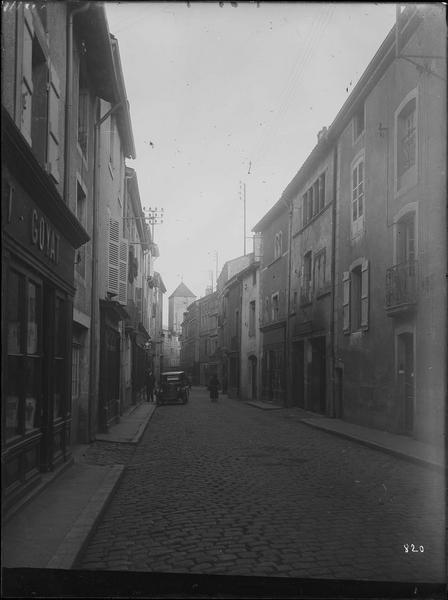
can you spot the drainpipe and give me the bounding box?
[282,196,294,407]
[330,143,338,417]
[64,2,90,205]
[89,99,124,438]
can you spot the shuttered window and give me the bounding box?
[21,10,34,144]
[135,286,142,321]
[108,218,120,296]
[118,239,128,305]
[47,63,61,182]
[360,260,369,330]
[342,271,350,333]
[343,261,369,334]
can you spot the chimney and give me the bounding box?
[317,126,328,143]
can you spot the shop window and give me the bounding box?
[6,270,42,440]
[71,343,80,401]
[53,296,66,420]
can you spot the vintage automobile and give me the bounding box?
[156,371,190,405]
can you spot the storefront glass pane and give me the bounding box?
[54,297,66,358]
[27,282,41,355]
[24,357,40,432]
[6,356,21,439]
[8,271,23,354]
[53,357,64,419]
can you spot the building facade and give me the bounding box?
[334,4,446,442]
[239,259,260,402]
[197,292,219,385]
[252,206,290,405]
[2,2,90,508]
[168,282,196,335]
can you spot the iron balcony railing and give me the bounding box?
[385,260,418,311]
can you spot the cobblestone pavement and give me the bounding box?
[78,388,445,582]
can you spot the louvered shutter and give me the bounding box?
[108,217,120,296]
[361,260,369,329]
[21,10,34,144]
[47,63,61,182]
[118,238,128,305]
[343,271,350,334]
[135,287,142,322]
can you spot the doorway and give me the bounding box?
[310,336,326,414]
[397,332,415,434]
[249,355,257,400]
[292,341,305,407]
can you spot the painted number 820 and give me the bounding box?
[404,544,424,553]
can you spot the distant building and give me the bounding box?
[168,282,196,334]
[162,329,181,369]
[197,292,219,385]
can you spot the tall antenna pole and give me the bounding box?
[243,182,247,256]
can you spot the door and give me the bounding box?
[292,341,305,407]
[397,332,415,434]
[310,336,326,414]
[249,355,257,400]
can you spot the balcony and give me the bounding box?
[385,260,417,316]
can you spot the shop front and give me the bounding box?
[2,111,89,511]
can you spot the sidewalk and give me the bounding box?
[246,400,445,471]
[2,401,156,570]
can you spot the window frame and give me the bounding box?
[395,89,418,195]
[351,152,365,237]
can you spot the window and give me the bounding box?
[274,232,282,260]
[397,97,416,189]
[53,296,66,420]
[303,172,326,225]
[271,293,279,321]
[77,90,88,157]
[343,260,369,333]
[234,309,240,337]
[109,115,115,169]
[76,182,86,278]
[71,343,80,400]
[6,270,42,439]
[292,290,298,313]
[313,249,326,295]
[249,301,256,336]
[353,103,365,140]
[351,157,365,236]
[301,251,312,304]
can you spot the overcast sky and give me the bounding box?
[105,1,397,320]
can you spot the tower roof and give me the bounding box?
[169,282,196,299]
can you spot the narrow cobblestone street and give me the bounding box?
[78,388,444,582]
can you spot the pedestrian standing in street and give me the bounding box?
[208,374,220,402]
[146,369,155,403]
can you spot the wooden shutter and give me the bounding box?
[21,10,34,144]
[118,238,128,306]
[47,63,61,182]
[361,259,369,329]
[108,217,120,296]
[343,271,350,333]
